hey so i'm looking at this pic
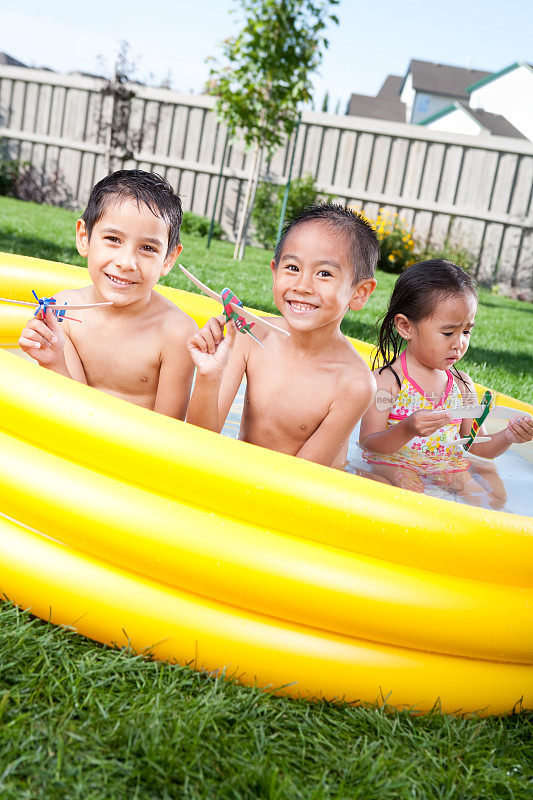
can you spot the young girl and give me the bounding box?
[359,260,532,504]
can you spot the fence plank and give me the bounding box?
[0,64,532,290]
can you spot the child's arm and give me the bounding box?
[18,309,87,383]
[458,372,533,458]
[296,369,376,466]
[187,316,245,432]
[359,369,450,453]
[153,319,198,419]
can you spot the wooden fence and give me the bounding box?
[1,64,532,289]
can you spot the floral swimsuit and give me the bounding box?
[362,352,470,474]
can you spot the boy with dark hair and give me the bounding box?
[274,203,378,283]
[187,203,378,467]
[19,170,197,419]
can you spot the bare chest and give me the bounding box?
[70,320,161,397]
[244,353,338,441]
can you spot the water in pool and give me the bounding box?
[221,381,533,517]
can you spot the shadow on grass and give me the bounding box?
[478,297,533,316]
[0,232,85,268]
[464,344,533,377]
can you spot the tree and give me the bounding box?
[208,0,339,259]
[252,173,333,249]
[98,41,149,174]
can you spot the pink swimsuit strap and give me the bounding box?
[400,351,453,409]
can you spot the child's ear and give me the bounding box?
[161,243,183,277]
[270,259,277,281]
[348,278,376,311]
[394,314,412,339]
[76,219,89,257]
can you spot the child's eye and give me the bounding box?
[104,236,120,243]
[141,245,156,253]
[284,264,299,272]
[318,270,332,278]
[463,330,472,336]
[442,332,453,337]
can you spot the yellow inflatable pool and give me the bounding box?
[1,252,532,716]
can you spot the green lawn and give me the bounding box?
[0,197,532,799]
[1,602,531,800]
[0,196,531,402]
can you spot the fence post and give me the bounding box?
[275,113,301,244]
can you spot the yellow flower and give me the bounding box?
[388,254,395,261]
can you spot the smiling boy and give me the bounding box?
[18,170,197,418]
[187,204,378,467]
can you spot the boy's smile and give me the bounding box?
[76,199,180,308]
[104,272,139,288]
[270,222,373,334]
[286,299,319,314]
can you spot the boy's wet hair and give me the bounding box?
[81,170,183,256]
[374,259,478,386]
[273,203,379,284]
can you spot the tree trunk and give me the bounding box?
[233,144,260,260]
[103,97,114,174]
[103,62,118,174]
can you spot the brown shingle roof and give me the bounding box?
[0,52,27,67]
[377,75,403,99]
[408,59,492,99]
[346,93,406,122]
[463,106,526,139]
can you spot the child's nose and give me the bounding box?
[116,250,138,271]
[452,333,466,351]
[294,271,313,292]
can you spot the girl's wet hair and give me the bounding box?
[273,203,379,284]
[374,259,478,386]
[81,170,183,256]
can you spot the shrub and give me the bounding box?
[252,174,333,250]
[181,211,224,240]
[352,207,475,275]
[419,241,475,273]
[0,158,27,196]
[375,211,417,273]
[15,166,76,208]
[0,158,76,208]
[351,207,417,273]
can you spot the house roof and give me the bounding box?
[0,52,27,67]
[418,100,526,139]
[405,59,492,99]
[464,107,526,138]
[377,75,403,99]
[346,92,406,122]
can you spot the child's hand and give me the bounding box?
[18,309,65,368]
[187,315,236,378]
[405,409,451,438]
[506,415,533,444]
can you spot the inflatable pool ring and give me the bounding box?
[0,252,532,716]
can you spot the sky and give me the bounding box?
[1,0,532,112]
